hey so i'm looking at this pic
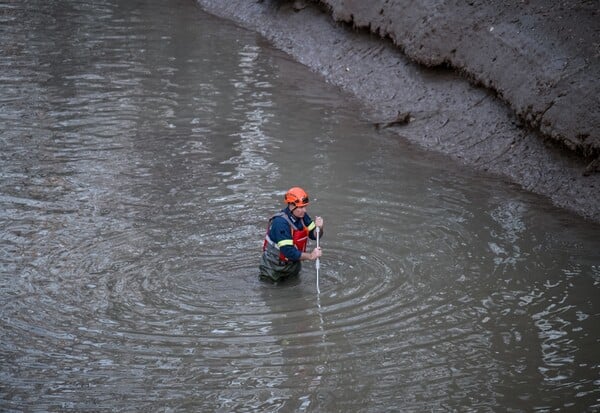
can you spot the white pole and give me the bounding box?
[315,226,320,294]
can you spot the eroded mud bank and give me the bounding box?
[195,0,600,223]
[323,0,600,156]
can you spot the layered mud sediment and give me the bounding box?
[195,0,600,222]
[323,0,600,156]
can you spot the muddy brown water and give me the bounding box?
[1,1,599,411]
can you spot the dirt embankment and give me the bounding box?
[323,0,600,157]
[195,0,600,222]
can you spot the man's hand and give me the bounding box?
[314,216,324,229]
[310,247,322,260]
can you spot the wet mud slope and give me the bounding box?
[195,0,600,223]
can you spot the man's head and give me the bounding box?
[285,187,309,217]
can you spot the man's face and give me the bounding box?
[292,205,307,218]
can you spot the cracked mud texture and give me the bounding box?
[195,0,600,223]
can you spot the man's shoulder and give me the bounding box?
[270,213,292,240]
[271,212,291,227]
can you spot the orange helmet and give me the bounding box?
[284,187,309,207]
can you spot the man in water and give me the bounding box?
[260,187,324,282]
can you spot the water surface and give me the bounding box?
[1,1,599,411]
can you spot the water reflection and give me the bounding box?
[1,0,599,412]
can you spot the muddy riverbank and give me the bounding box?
[194,0,600,223]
